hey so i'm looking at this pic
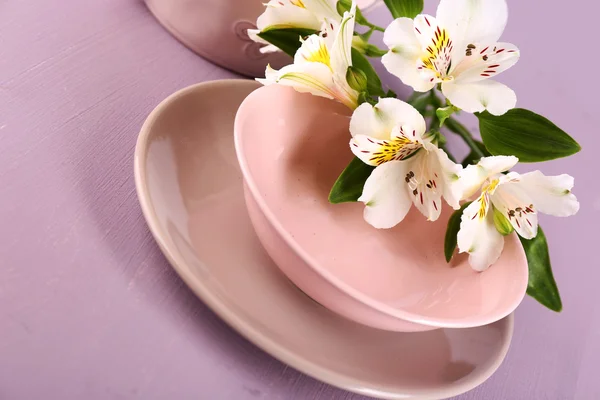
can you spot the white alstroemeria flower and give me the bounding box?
[248,0,340,53]
[257,3,359,109]
[457,156,580,271]
[382,0,520,115]
[350,98,462,228]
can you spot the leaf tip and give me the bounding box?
[328,189,340,204]
[547,296,563,313]
[444,250,452,263]
[549,292,563,312]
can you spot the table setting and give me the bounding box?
[1,0,598,399]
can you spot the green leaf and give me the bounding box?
[520,226,562,312]
[257,28,318,57]
[461,140,491,167]
[384,89,397,98]
[337,0,385,32]
[337,0,369,26]
[477,108,581,163]
[383,0,424,19]
[329,157,375,204]
[357,92,375,106]
[444,202,471,262]
[337,0,351,16]
[351,48,385,96]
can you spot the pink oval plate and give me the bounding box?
[134,79,515,399]
[235,84,529,332]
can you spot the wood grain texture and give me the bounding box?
[0,0,598,399]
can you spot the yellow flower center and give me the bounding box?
[419,25,454,82]
[477,178,500,220]
[298,36,332,68]
[306,43,330,66]
[290,0,306,8]
[367,135,421,165]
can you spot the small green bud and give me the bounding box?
[336,0,352,17]
[351,35,368,55]
[363,44,387,57]
[493,206,514,236]
[351,34,387,57]
[346,66,368,93]
[435,105,460,127]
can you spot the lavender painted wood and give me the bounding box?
[0,1,598,399]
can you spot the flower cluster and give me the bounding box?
[251,0,581,309]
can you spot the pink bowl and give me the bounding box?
[234,85,529,332]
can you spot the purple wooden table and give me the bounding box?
[1,1,598,399]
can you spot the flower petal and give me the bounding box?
[350,124,422,166]
[424,142,462,209]
[458,194,505,271]
[459,156,518,199]
[412,15,455,84]
[436,0,508,47]
[452,42,520,83]
[349,97,427,139]
[491,179,538,239]
[408,152,444,221]
[413,15,442,48]
[478,156,519,175]
[359,161,413,229]
[330,2,356,80]
[441,79,516,115]
[247,29,269,45]
[515,170,580,217]
[383,18,436,92]
[302,0,339,20]
[294,34,331,66]
[256,0,322,31]
[258,62,336,101]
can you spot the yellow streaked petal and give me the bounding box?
[350,133,421,166]
[457,194,505,271]
[295,35,331,68]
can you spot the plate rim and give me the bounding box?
[134,79,514,400]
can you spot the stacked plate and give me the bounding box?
[134,79,528,399]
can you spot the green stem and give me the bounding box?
[445,118,486,159]
[359,20,385,32]
[429,90,442,108]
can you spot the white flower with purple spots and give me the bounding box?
[248,0,340,53]
[382,0,520,115]
[350,97,463,228]
[457,156,580,271]
[257,2,359,109]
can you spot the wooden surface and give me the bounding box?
[1,0,598,399]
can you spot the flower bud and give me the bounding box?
[346,66,368,93]
[493,206,514,236]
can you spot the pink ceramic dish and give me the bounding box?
[145,0,381,77]
[235,85,529,332]
[134,79,515,399]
